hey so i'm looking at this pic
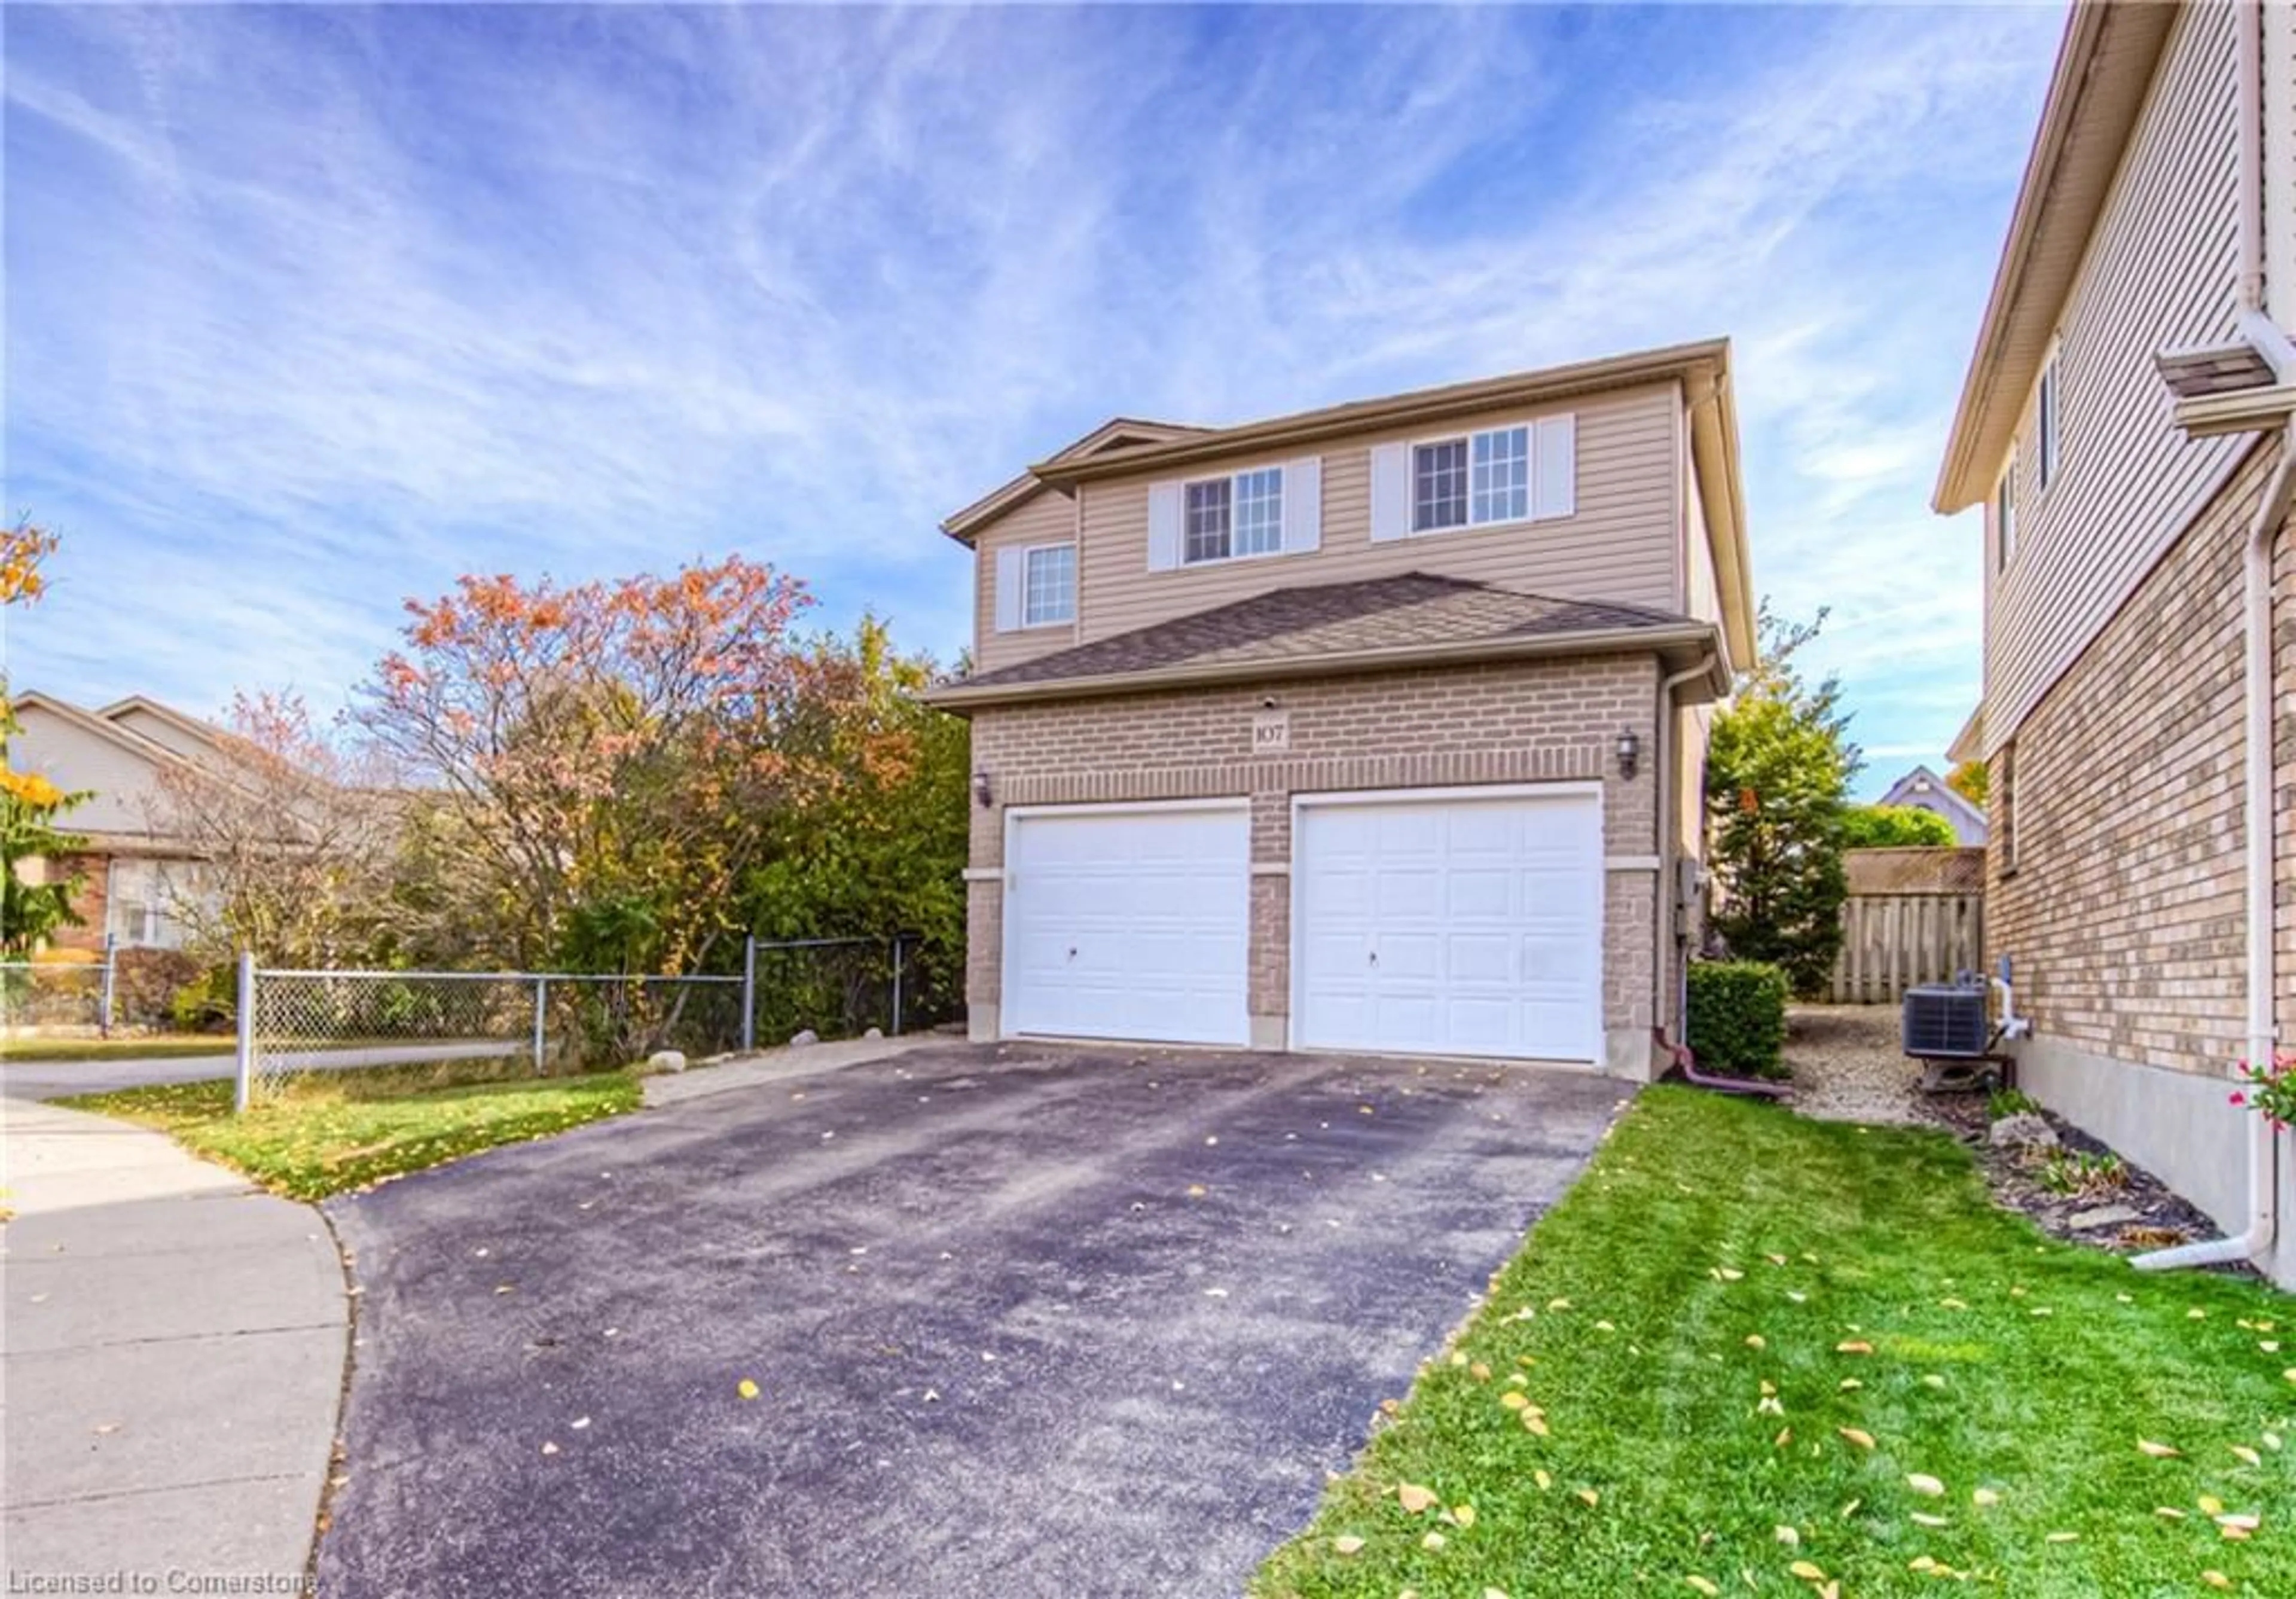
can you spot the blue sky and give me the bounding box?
[6,2,2062,795]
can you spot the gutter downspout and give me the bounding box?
[2136,419,2296,1273]
[2138,1,2286,1270]
[1654,651,1719,1052]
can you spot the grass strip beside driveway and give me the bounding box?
[61,1060,640,1200]
[2,1035,236,1062]
[1255,1085,2296,1598]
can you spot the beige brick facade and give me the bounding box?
[1986,437,2288,1076]
[964,654,1677,1075]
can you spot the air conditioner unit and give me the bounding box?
[1902,980,1991,1060]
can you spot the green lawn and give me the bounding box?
[1,1035,234,1062]
[61,1059,641,1200]
[1255,1087,2296,1598]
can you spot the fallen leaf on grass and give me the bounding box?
[1684,1579,1719,1597]
[1836,1341,1873,1356]
[1838,1428,1876,1451]
[2200,1495,2226,1515]
[1451,1504,1477,1528]
[2138,1440,2182,1458]
[1787,1560,1827,1582]
[1523,1412,1551,1436]
[1910,1513,1949,1528]
[736,1379,760,1400]
[1331,1535,1364,1555]
[1907,1474,1946,1497]
[1397,1483,1439,1514]
[1973,1488,2002,1507]
[1775,1526,1799,1547]
[2233,1445,2264,1466]
[2215,1513,2261,1533]
[1576,1488,1600,1508]
[1838,1378,1864,1392]
[2045,1531,2080,1543]
[2266,1431,2285,1451]
[2156,1507,2187,1520]
[1534,1469,1553,1491]
[1422,1530,1446,1551]
[1501,1391,1530,1411]
[2203,1573,2233,1591]
[1745,1335,1767,1350]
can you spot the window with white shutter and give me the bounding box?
[1406,413,1577,533]
[1170,464,1297,566]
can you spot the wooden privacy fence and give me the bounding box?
[1826,848,1987,1004]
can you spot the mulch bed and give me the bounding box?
[1927,1092,2233,1264]
[1779,1004,2236,1267]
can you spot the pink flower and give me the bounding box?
[2232,1091,2248,1106]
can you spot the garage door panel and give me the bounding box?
[1005,807,1249,1047]
[1295,791,1601,1063]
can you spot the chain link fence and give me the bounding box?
[232,933,954,1110]
[0,959,108,1035]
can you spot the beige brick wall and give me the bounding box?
[963,654,1674,1069]
[1987,435,2288,1075]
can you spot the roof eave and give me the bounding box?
[1932,3,2176,513]
[1030,339,1734,489]
[923,621,1726,713]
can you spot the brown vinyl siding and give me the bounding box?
[1984,1,2244,754]
[1072,383,1682,645]
[970,492,1080,675]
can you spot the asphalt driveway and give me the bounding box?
[319,1042,1631,1598]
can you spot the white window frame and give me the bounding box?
[1406,417,1559,535]
[2035,347,2060,493]
[1996,450,2016,572]
[1180,465,1286,567]
[1018,542,1076,629]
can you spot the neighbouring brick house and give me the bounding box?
[8,691,226,953]
[926,340,1755,1078]
[1934,3,2296,1277]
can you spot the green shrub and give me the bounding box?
[1987,1087,2041,1121]
[1839,804,1958,850]
[168,965,237,1033]
[1686,960,1790,1079]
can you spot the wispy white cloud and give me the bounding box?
[7,2,2059,794]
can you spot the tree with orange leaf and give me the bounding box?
[1,517,87,954]
[358,557,877,991]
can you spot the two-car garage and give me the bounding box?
[999,786,1605,1064]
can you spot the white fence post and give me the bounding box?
[741,935,757,1053]
[233,950,256,1113]
[532,977,548,1073]
[98,934,117,1038]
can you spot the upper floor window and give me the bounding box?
[2035,350,2060,492]
[1183,467,1284,564]
[1996,453,2016,572]
[1373,414,1572,542]
[1414,424,1532,532]
[1021,543,1075,627]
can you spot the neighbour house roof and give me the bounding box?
[1932,3,2181,511]
[94,694,232,755]
[941,338,1757,668]
[924,572,1726,710]
[1877,764,1990,847]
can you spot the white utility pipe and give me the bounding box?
[2136,1,2285,1269]
[2136,419,2296,1273]
[1653,651,1718,1048]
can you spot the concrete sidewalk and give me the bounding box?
[2,1097,348,1592]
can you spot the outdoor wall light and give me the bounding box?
[1616,728,1641,780]
[972,769,994,809]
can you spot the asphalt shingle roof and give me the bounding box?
[951,572,1696,692]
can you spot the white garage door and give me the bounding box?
[1003,803,1250,1046]
[1293,788,1603,1062]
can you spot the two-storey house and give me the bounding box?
[1933,2,2296,1277]
[927,338,1755,1078]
